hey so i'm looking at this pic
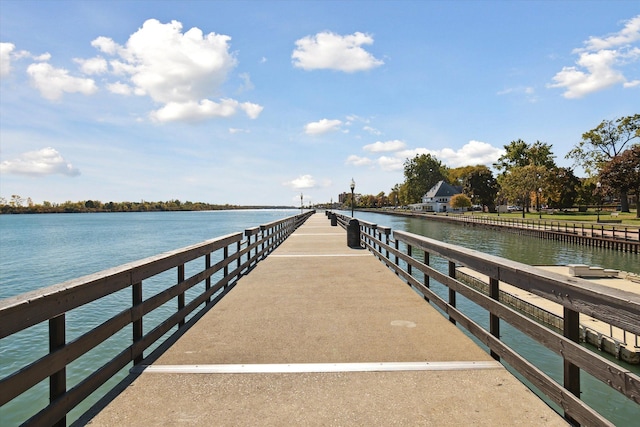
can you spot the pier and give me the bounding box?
[2,211,639,426]
[82,213,564,426]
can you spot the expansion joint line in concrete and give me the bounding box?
[269,254,372,258]
[131,361,503,374]
[290,233,343,236]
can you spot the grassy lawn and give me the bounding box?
[462,210,640,226]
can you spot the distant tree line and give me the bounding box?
[0,198,294,214]
[344,114,640,218]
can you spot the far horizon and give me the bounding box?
[1,2,638,205]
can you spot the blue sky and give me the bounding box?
[1,1,638,206]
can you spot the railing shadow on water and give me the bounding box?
[0,211,314,427]
[330,211,640,427]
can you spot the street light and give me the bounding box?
[596,181,601,223]
[350,178,355,217]
[300,192,303,213]
[538,188,542,219]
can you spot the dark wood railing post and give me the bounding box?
[237,240,241,274]
[245,232,252,268]
[178,264,185,327]
[394,238,399,266]
[224,246,229,279]
[249,234,254,268]
[254,233,258,264]
[448,261,456,325]
[384,230,390,258]
[407,244,412,277]
[564,307,581,426]
[49,314,66,427]
[489,277,500,361]
[423,251,430,303]
[132,282,143,365]
[205,254,211,304]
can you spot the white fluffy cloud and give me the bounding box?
[89,19,262,122]
[377,156,404,171]
[304,118,343,135]
[1,42,15,77]
[424,140,505,168]
[74,56,108,75]
[549,15,640,98]
[292,31,384,72]
[363,126,381,136]
[3,43,98,100]
[150,99,263,122]
[107,81,133,95]
[363,140,406,153]
[583,15,640,51]
[8,19,262,120]
[283,174,317,189]
[96,19,236,104]
[0,147,80,176]
[348,140,504,172]
[26,62,98,101]
[346,155,373,167]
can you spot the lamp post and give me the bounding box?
[538,188,542,219]
[300,193,303,213]
[350,178,355,217]
[596,181,601,223]
[496,192,500,217]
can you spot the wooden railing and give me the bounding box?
[330,212,640,426]
[0,211,314,427]
[455,214,640,241]
[389,210,640,242]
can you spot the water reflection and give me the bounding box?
[353,211,639,274]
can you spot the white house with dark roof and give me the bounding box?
[409,180,463,212]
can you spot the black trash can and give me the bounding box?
[347,219,361,248]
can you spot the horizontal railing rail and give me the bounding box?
[0,211,314,427]
[409,211,640,242]
[330,211,640,427]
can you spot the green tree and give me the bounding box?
[450,193,471,210]
[10,194,24,207]
[599,145,640,218]
[448,165,478,186]
[403,154,448,204]
[576,179,597,209]
[494,140,556,174]
[495,140,555,213]
[568,114,640,211]
[397,183,410,206]
[389,185,400,207]
[545,167,580,209]
[462,166,498,212]
[498,165,547,217]
[375,191,388,208]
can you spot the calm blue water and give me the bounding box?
[1,210,638,425]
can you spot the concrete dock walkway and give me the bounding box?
[85,214,566,426]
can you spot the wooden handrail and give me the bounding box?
[0,211,315,426]
[329,211,639,425]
